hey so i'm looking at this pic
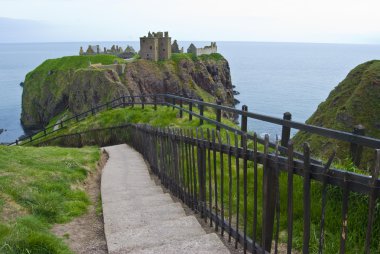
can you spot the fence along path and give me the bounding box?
[101,144,230,254]
[21,93,380,253]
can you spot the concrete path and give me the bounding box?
[101,144,230,254]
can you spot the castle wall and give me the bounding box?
[158,36,171,60]
[195,47,217,56]
[140,37,158,61]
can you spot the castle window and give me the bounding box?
[143,40,145,43]
[147,54,149,57]
[163,49,165,51]
[150,46,152,50]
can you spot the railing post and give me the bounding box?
[241,105,248,146]
[154,95,157,111]
[141,95,145,109]
[199,98,204,126]
[16,140,18,145]
[281,112,292,147]
[189,97,193,121]
[197,132,206,216]
[179,96,183,118]
[76,115,79,122]
[123,96,126,107]
[43,128,47,136]
[60,121,63,128]
[262,135,277,252]
[91,106,95,115]
[350,124,365,167]
[172,97,175,110]
[216,100,222,131]
[131,97,135,108]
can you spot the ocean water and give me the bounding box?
[1,41,380,143]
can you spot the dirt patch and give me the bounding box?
[0,193,28,221]
[52,150,109,254]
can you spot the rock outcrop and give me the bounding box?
[21,54,234,130]
[293,60,380,169]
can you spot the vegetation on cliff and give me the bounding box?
[0,145,99,253]
[21,53,234,131]
[293,60,380,169]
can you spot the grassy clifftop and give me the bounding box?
[293,60,380,168]
[21,53,234,131]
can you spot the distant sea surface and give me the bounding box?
[1,41,380,143]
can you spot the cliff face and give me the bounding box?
[21,54,234,130]
[293,60,380,169]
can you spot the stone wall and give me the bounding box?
[139,31,171,61]
[187,42,217,56]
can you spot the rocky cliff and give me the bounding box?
[21,54,234,130]
[293,60,380,169]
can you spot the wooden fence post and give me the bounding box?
[179,96,183,118]
[216,100,222,131]
[154,95,157,111]
[241,105,248,146]
[189,97,193,121]
[350,124,365,167]
[199,99,204,126]
[281,112,292,147]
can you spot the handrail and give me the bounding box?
[33,123,380,253]
[11,93,380,166]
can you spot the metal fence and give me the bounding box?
[128,124,380,253]
[12,93,380,253]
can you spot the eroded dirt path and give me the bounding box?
[52,150,108,254]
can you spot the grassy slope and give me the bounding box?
[293,60,380,169]
[30,104,380,253]
[0,146,99,253]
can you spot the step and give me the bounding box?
[104,203,186,234]
[130,233,231,254]
[107,216,206,254]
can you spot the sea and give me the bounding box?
[1,41,380,143]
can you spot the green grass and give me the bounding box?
[26,104,380,253]
[27,105,238,145]
[26,55,125,75]
[0,145,100,253]
[170,52,225,64]
[293,60,380,169]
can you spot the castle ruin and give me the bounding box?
[139,31,171,61]
[187,42,217,56]
[79,44,136,59]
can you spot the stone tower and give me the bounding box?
[139,31,171,61]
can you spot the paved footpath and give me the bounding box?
[101,144,231,254]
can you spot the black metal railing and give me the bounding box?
[35,122,380,253]
[13,93,380,168]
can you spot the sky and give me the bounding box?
[0,0,380,44]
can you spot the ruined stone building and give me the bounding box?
[139,31,171,61]
[79,44,136,59]
[187,42,217,56]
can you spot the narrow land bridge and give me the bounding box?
[101,144,231,253]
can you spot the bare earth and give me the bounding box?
[52,150,108,254]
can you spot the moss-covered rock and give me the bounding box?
[21,53,234,130]
[293,60,380,169]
